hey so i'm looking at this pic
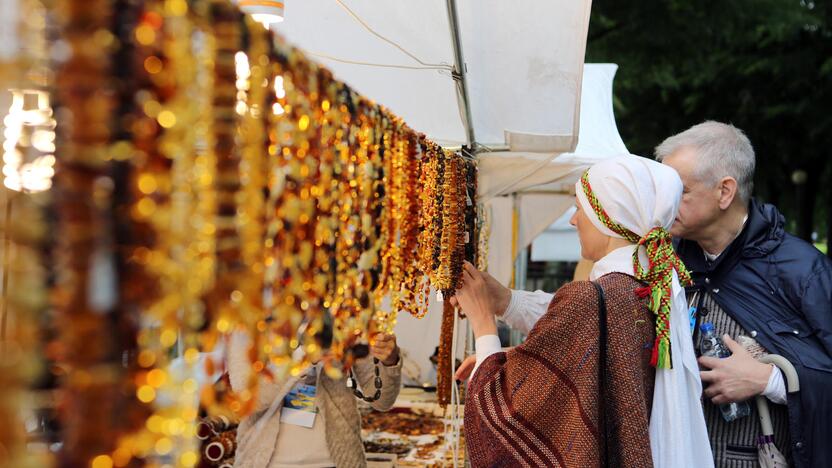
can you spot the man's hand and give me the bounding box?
[454,262,498,339]
[699,334,773,404]
[371,333,400,366]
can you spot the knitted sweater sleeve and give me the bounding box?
[352,355,402,411]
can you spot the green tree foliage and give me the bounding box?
[587,0,832,250]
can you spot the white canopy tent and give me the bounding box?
[276,0,592,150]
[481,63,629,285]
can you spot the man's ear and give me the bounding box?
[718,177,739,210]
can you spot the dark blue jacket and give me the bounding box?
[676,199,832,468]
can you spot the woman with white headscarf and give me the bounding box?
[456,155,713,467]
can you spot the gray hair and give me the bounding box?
[654,121,755,203]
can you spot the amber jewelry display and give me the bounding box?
[116,1,227,465]
[50,0,154,465]
[39,2,481,464]
[436,300,456,407]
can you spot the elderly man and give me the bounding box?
[455,122,832,468]
[655,121,832,467]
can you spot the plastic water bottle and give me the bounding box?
[699,322,751,422]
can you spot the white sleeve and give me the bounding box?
[762,365,787,405]
[500,289,553,335]
[471,334,503,380]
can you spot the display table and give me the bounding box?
[362,388,465,467]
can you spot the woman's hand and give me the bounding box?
[371,333,400,366]
[454,355,477,381]
[454,262,498,339]
[450,269,511,318]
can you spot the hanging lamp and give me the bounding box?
[236,0,284,27]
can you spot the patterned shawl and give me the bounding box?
[465,273,656,467]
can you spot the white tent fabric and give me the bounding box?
[478,63,629,201]
[531,206,581,262]
[275,0,592,150]
[481,64,629,285]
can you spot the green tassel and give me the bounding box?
[657,337,672,369]
[650,288,662,314]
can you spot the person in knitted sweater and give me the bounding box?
[228,332,402,468]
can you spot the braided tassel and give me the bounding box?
[648,287,672,368]
[650,335,672,369]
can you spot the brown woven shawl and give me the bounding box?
[464,273,656,468]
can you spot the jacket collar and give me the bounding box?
[676,198,785,277]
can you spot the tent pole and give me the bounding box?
[510,248,529,346]
[445,0,476,150]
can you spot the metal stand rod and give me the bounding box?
[445,0,476,149]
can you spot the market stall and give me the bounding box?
[0,0,597,467]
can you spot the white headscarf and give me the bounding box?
[575,155,714,468]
